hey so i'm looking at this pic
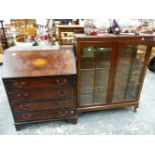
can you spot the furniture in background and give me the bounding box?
[53,19,79,25]
[10,19,36,42]
[75,34,154,113]
[0,20,10,64]
[2,46,77,130]
[0,20,9,50]
[57,25,84,45]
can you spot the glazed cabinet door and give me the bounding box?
[112,43,150,103]
[77,42,114,107]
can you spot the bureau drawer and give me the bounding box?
[15,109,77,122]
[4,76,76,91]
[8,87,76,102]
[12,98,76,112]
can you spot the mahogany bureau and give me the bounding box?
[2,46,77,130]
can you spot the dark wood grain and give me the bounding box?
[2,47,76,78]
[12,98,76,112]
[4,76,76,91]
[15,109,77,122]
[8,87,76,102]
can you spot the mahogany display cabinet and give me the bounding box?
[74,34,154,113]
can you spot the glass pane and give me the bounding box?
[133,45,147,66]
[94,88,106,104]
[115,66,130,86]
[80,46,112,107]
[125,84,140,100]
[81,46,95,57]
[95,69,109,88]
[95,47,112,68]
[113,92,126,102]
[81,57,95,69]
[80,70,95,89]
[128,66,144,85]
[80,88,93,95]
[80,46,95,69]
[118,46,133,66]
[80,94,93,106]
[113,85,126,102]
[112,45,147,103]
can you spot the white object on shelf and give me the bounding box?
[79,19,85,26]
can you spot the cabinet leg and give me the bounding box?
[66,118,78,125]
[15,124,24,131]
[134,105,139,112]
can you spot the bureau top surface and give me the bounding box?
[2,46,76,79]
[74,33,155,41]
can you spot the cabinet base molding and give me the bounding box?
[78,101,139,113]
[14,116,78,130]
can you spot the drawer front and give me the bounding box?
[12,98,76,112]
[8,88,76,102]
[4,76,76,91]
[15,109,77,122]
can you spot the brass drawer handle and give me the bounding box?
[14,81,26,88]
[70,110,74,114]
[17,93,29,98]
[22,114,32,119]
[56,79,60,83]
[56,79,67,84]
[21,81,26,86]
[63,79,67,82]
[17,94,21,97]
[24,93,29,97]
[19,104,30,109]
